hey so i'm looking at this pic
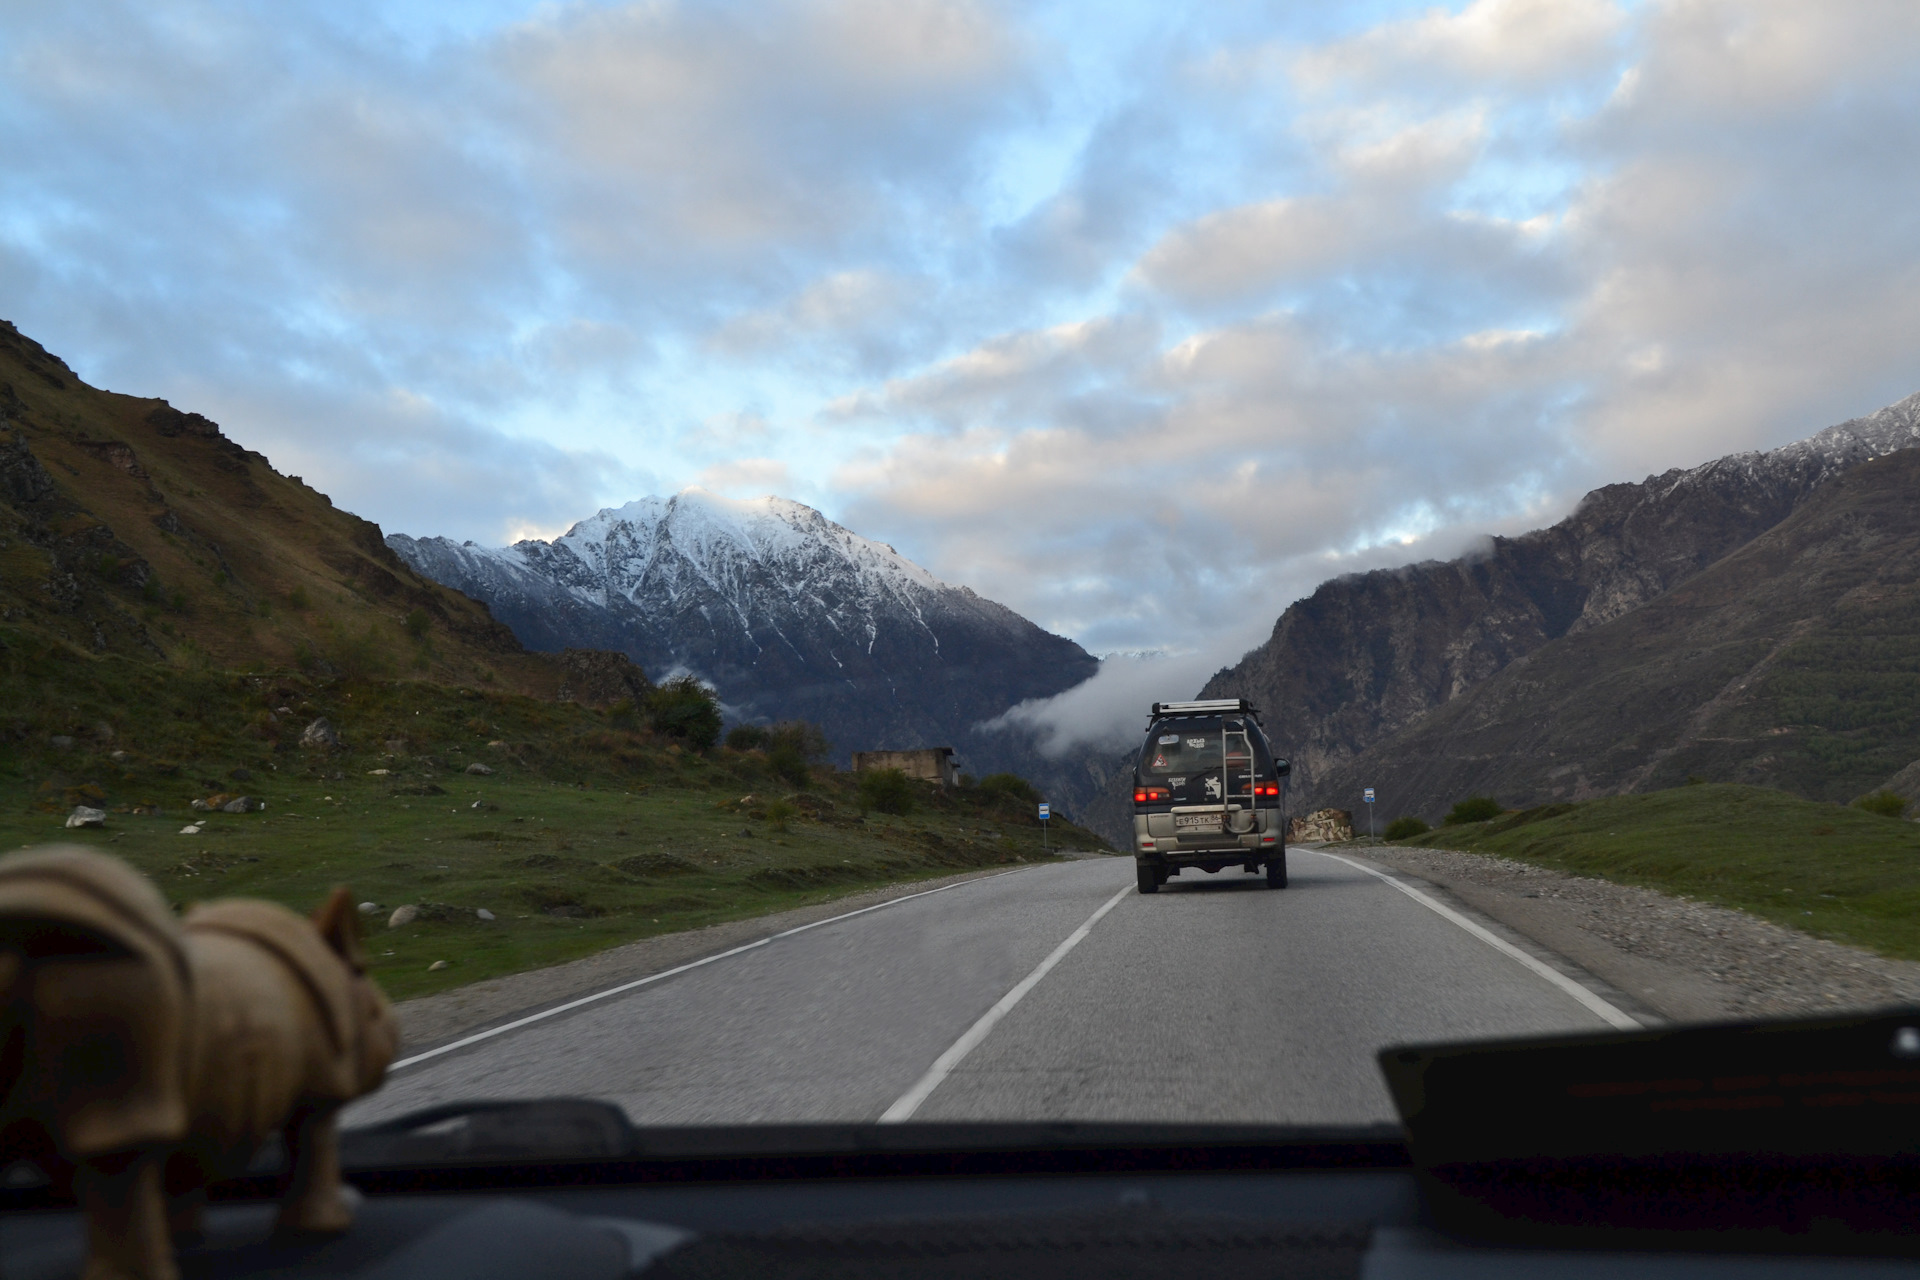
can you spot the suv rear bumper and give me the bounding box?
[1132,810,1283,859]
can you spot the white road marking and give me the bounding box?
[389,870,1025,1072]
[1309,849,1641,1031]
[880,883,1133,1122]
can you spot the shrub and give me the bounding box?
[405,608,430,639]
[767,720,829,760]
[978,772,1040,806]
[1383,816,1431,841]
[1853,790,1909,819]
[858,767,915,815]
[330,624,389,682]
[647,675,721,751]
[766,721,829,788]
[1442,795,1504,826]
[725,725,769,752]
[288,584,311,610]
[764,798,797,832]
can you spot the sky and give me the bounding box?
[6,0,1920,749]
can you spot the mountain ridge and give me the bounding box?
[0,318,557,695]
[390,490,1104,801]
[1316,446,1920,817]
[1195,390,1920,810]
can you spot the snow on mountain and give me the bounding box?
[1655,388,1920,502]
[388,489,1098,775]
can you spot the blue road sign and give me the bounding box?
[1038,802,1050,821]
[1363,788,1375,804]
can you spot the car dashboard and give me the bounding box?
[4,1010,1920,1278]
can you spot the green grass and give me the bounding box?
[0,643,1109,1001]
[1394,783,1920,961]
[4,771,1094,1002]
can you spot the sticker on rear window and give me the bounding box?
[1150,753,1169,769]
[1187,738,1206,749]
[1158,734,1179,744]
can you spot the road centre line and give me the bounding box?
[388,869,1026,1073]
[880,883,1133,1122]
[1309,849,1641,1031]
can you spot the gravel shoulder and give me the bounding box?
[388,860,1106,1054]
[1347,842,1920,1023]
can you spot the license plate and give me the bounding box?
[1174,814,1222,830]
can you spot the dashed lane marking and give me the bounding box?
[880,883,1133,1121]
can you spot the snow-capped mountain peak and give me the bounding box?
[388,490,1096,757]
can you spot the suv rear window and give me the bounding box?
[1139,718,1262,776]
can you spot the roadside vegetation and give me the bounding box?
[1389,783,1920,961]
[0,642,1108,1001]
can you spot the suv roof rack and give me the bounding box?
[1151,698,1262,720]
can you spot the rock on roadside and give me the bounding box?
[388,904,420,929]
[1290,808,1353,842]
[65,806,106,829]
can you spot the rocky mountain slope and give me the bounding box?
[390,493,1101,790]
[1198,391,1920,809]
[1320,448,1920,818]
[0,319,557,695]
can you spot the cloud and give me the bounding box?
[1295,0,1627,91]
[0,0,1037,544]
[499,0,1026,281]
[696,457,792,497]
[706,270,934,375]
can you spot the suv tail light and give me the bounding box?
[1255,783,1280,796]
[1133,787,1168,803]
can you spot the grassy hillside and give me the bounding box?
[0,320,1109,1000]
[1394,783,1920,961]
[0,319,555,692]
[1,657,1105,1000]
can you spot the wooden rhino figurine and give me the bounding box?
[0,846,398,1280]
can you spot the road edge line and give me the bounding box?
[389,869,1026,1072]
[1310,849,1641,1031]
[880,883,1133,1122]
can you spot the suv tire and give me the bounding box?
[1265,852,1288,889]
[1136,861,1160,894]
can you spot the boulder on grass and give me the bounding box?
[65,806,106,829]
[299,717,343,750]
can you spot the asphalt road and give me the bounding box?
[346,850,1625,1129]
